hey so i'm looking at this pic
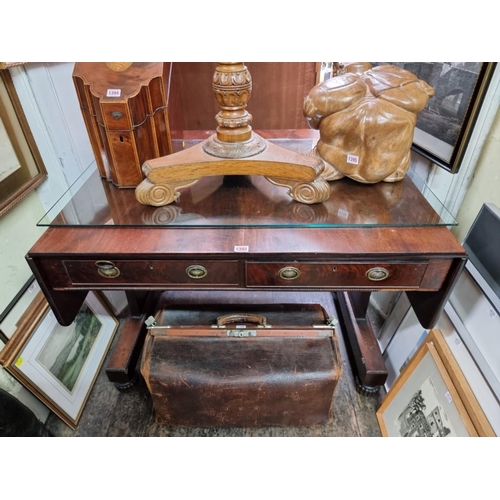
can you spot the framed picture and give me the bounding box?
[0,291,118,429]
[0,276,38,343]
[0,67,47,216]
[372,62,497,173]
[377,329,495,437]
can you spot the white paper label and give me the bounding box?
[234,245,249,252]
[106,88,121,97]
[444,391,453,403]
[28,282,36,293]
[347,154,359,165]
[337,208,349,219]
[235,325,246,329]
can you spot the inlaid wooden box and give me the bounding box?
[73,62,173,188]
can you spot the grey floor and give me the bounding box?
[45,291,384,437]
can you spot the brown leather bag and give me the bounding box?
[140,302,342,427]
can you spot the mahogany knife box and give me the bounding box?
[73,62,174,188]
[140,301,342,428]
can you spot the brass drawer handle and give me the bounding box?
[279,266,301,280]
[95,260,120,278]
[186,265,208,279]
[366,267,389,281]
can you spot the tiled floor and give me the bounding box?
[46,291,383,437]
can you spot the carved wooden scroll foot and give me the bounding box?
[135,178,199,206]
[266,176,330,204]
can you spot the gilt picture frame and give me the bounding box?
[376,329,494,437]
[0,68,47,216]
[0,291,118,429]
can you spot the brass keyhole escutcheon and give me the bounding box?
[111,111,123,120]
[95,260,120,278]
[186,265,208,279]
[279,266,301,280]
[366,267,389,281]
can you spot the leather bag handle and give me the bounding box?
[216,313,267,327]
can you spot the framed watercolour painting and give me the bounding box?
[376,329,494,437]
[0,291,118,428]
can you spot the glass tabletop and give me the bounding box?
[38,134,457,228]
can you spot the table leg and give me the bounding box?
[408,257,466,329]
[105,291,160,390]
[334,291,388,396]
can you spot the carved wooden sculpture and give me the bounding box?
[135,63,330,206]
[304,63,435,183]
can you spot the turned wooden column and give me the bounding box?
[202,62,266,158]
[214,62,253,143]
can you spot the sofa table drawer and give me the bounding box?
[246,262,427,288]
[62,260,240,286]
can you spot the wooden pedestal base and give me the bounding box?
[135,132,330,206]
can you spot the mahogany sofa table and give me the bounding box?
[26,130,466,394]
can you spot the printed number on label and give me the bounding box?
[347,154,359,165]
[106,89,121,97]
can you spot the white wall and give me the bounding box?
[0,191,46,312]
[9,63,95,207]
[453,105,500,243]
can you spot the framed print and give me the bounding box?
[376,329,494,437]
[0,276,39,343]
[0,291,118,429]
[372,62,497,173]
[0,68,47,216]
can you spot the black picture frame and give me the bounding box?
[371,62,497,174]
